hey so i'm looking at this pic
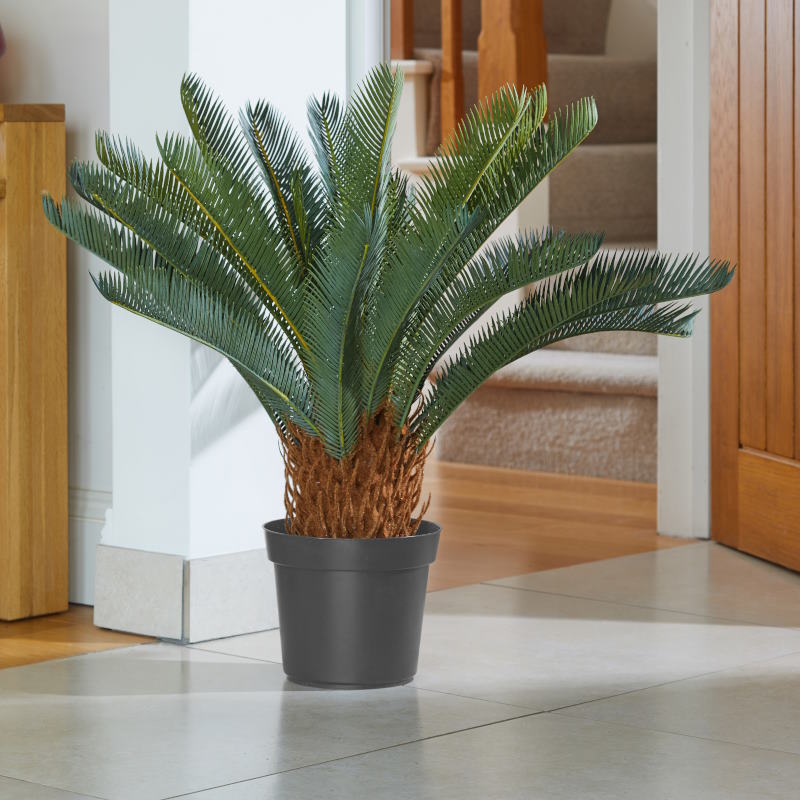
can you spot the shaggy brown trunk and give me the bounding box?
[280,408,431,538]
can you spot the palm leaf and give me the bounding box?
[42,68,734,472]
[413,252,734,443]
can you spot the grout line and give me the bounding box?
[410,684,537,712]
[185,643,282,665]
[546,708,800,759]
[161,709,543,799]
[541,648,800,716]
[0,773,110,800]
[476,580,800,630]
[166,645,800,800]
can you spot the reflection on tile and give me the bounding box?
[0,777,96,800]
[490,542,800,627]
[0,643,523,800]
[560,650,800,754]
[411,583,800,709]
[179,713,800,800]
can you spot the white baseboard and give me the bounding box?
[184,549,278,642]
[68,488,111,605]
[93,543,279,643]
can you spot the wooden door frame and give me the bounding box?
[709,0,740,547]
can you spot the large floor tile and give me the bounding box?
[559,650,800,754]
[411,583,800,709]
[0,777,98,800]
[490,542,800,626]
[0,642,525,800]
[200,583,800,712]
[176,713,800,799]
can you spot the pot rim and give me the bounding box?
[264,518,441,572]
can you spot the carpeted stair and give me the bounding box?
[395,0,659,481]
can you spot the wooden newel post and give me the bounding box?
[441,0,465,144]
[391,0,414,60]
[478,0,547,101]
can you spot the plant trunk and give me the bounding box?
[280,409,431,538]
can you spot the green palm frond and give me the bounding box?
[307,92,345,206]
[413,251,733,443]
[91,130,306,353]
[242,97,327,270]
[43,65,734,463]
[338,63,403,217]
[391,229,605,423]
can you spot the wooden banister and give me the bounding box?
[389,0,546,147]
[391,0,414,60]
[478,0,547,104]
[440,0,465,144]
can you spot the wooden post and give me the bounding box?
[0,105,68,620]
[441,0,465,144]
[478,0,547,102]
[391,0,414,60]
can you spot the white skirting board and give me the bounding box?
[93,543,279,643]
[69,488,111,605]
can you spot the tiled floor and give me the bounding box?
[3,541,800,798]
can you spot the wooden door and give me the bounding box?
[711,0,800,569]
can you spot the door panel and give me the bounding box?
[765,0,795,456]
[737,0,766,451]
[711,0,800,567]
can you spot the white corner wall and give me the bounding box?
[98,0,351,638]
[186,0,348,558]
[0,0,112,603]
[106,0,193,558]
[656,0,711,538]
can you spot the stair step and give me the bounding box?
[413,50,655,154]
[548,55,656,144]
[433,324,658,481]
[435,378,657,481]
[485,349,657,397]
[412,0,612,55]
[549,143,656,242]
[543,0,613,55]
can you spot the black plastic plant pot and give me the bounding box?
[264,519,441,689]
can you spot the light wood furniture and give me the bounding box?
[710,1,800,570]
[0,104,68,620]
[390,0,548,143]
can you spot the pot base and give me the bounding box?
[285,675,413,690]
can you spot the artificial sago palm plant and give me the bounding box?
[44,66,733,539]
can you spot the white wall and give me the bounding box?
[105,0,193,559]
[656,0,711,538]
[186,0,348,558]
[0,0,112,602]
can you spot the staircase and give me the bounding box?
[393,0,659,482]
